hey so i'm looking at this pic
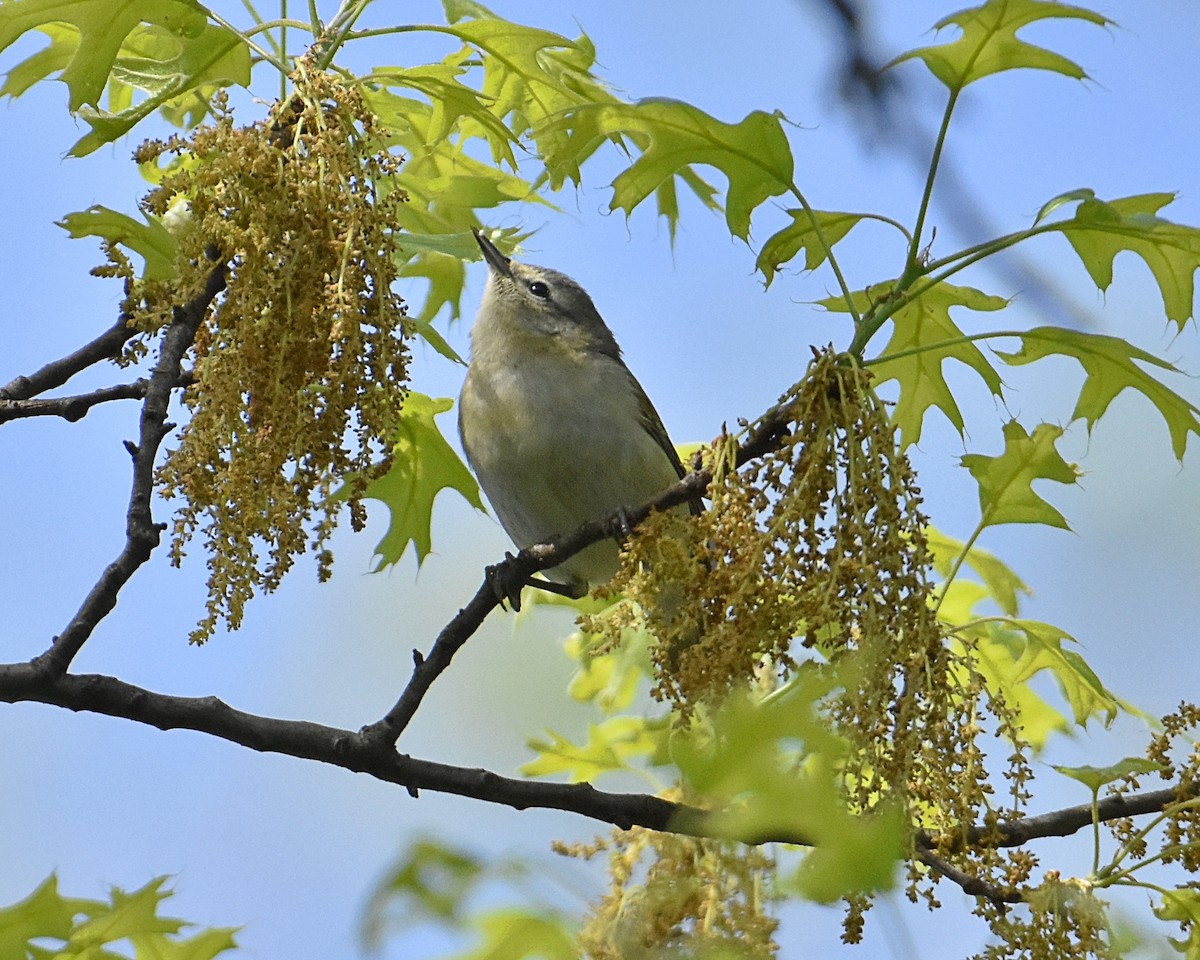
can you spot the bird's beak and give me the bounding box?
[473,228,513,278]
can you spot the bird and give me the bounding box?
[457,229,697,604]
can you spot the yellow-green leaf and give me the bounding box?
[57,204,177,280]
[927,527,1030,617]
[1056,193,1200,330]
[1053,757,1164,792]
[757,209,867,285]
[960,421,1079,530]
[850,282,1007,447]
[1154,889,1200,960]
[1007,619,1123,728]
[996,326,1200,461]
[362,394,485,569]
[0,0,208,110]
[889,0,1110,91]
[458,910,577,960]
[544,99,793,240]
[522,716,665,782]
[70,22,249,155]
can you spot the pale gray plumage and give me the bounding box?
[458,230,690,596]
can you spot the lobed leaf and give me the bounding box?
[848,282,1007,447]
[1054,192,1200,330]
[57,204,177,280]
[996,326,1200,460]
[1005,619,1123,728]
[70,22,250,155]
[960,421,1079,530]
[522,716,666,782]
[968,629,1070,748]
[0,875,237,959]
[0,0,208,110]
[1053,756,1164,792]
[543,98,792,240]
[890,0,1110,91]
[927,527,1031,617]
[362,394,485,570]
[756,209,867,285]
[438,0,608,143]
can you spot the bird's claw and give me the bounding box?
[486,552,527,612]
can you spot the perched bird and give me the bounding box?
[458,230,696,601]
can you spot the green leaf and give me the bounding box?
[960,421,1079,530]
[967,629,1069,749]
[436,4,604,141]
[0,875,100,956]
[756,210,866,285]
[564,622,652,715]
[1005,619,1124,728]
[0,0,208,110]
[1053,757,1164,792]
[850,282,1007,447]
[369,62,517,166]
[70,22,250,155]
[58,204,177,280]
[362,393,485,569]
[0,876,238,959]
[1155,889,1200,960]
[673,682,904,902]
[927,527,1030,617]
[996,326,1200,460]
[544,98,793,240]
[361,837,485,946]
[522,716,666,782]
[458,910,577,960]
[1055,193,1200,330]
[890,0,1110,91]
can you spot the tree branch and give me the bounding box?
[31,261,227,675]
[0,659,1188,859]
[0,380,151,424]
[915,845,1022,907]
[0,317,135,402]
[359,400,797,748]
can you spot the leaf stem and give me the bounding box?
[790,186,860,327]
[863,329,1027,368]
[909,88,959,271]
[933,515,989,618]
[206,10,290,74]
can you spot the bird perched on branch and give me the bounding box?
[458,230,697,604]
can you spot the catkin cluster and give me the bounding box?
[127,66,411,642]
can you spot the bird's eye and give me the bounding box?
[528,280,551,300]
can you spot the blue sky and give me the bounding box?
[2,2,1199,958]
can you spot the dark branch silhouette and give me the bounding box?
[29,258,227,676]
[0,317,135,402]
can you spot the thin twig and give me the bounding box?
[0,318,134,402]
[0,380,150,424]
[31,261,227,675]
[916,844,1023,907]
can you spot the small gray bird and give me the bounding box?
[458,230,695,600]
